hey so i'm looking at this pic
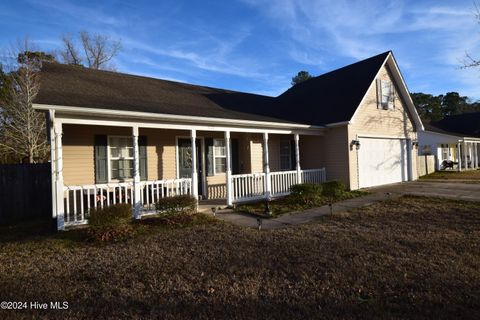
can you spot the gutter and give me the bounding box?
[33,103,325,131]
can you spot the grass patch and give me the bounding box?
[236,189,369,218]
[0,196,479,319]
[420,169,480,180]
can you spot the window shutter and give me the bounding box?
[376,79,382,109]
[231,138,239,174]
[205,138,214,176]
[94,135,108,184]
[139,136,147,181]
[290,140,296,170]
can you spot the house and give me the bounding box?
[33,51,423,230]
[418,112,480,171]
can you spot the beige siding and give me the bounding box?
[300,135,323,169]
[300,129,350,188]
[249,134,264,173]
[348,64,418,189]
[139,128,187,181]
[62,125,187,186]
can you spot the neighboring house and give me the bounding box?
[418,113,480,171]
[33,51,423,230]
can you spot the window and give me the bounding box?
[379,79,394,109]
[280,140,292,170]
[213,139,226,174]
[109,136,134,180]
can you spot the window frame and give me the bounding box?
[279,139,292,171]
[379,79,395,110]
[107,135,135,182]
[213,138,226,175]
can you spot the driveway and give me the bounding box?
[368,181,480,202]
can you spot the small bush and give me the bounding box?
[321,180,346,198]
[289,183,323,206]
[290,183,323,196]
[155,195,197,214]
[87,203,133,242]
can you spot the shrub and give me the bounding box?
[87,203,133,242]
[289,183,322,206]
[321,180,346,198]
[155,195,197,214]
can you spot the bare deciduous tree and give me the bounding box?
[0,39,52,163]
[60,34,82,66]
[463,2,480,68]
[59,31,121,70]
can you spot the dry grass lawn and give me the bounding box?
[1,196,479,319]
[421,169,480,181]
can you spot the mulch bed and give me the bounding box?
[0,195,479,319]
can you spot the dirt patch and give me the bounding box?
[1,196,479,319]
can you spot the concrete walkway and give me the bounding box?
[214,180,480,230]
[215,192,400,230]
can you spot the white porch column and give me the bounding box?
[191,129,198,200]
[49,111,57,229]
[463,142,468,170]
[475,143,479,168]
[294,133,301,184]
[54,122,65,231]
[263,132,271,199]
[132,126,141,219]
[457,142,462,171]
[225,131,233,206]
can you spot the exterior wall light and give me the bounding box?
[412,140,419,148]
[350,140,361,150]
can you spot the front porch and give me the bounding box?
[436,140,480,171]
[51,119,326,229]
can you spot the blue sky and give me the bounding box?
[0,0,479,99]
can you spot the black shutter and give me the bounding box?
[94,135,108,183]
[205,138,214,176]
[231,138,239,174]
[290,140,296,170]
[139,136,147,181]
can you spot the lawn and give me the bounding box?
[1,196,479,319]
[421,169,480,181]
[235,188,369,218]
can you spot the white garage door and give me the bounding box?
[358,137,409,188]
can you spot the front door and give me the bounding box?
[178,138,203,197]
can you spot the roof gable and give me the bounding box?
[272,51,390,125]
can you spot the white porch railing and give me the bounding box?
[63,178,192,226]
[232,168,326,203]
[232,173,266,203]
[270,170,298,197]
[301,168,327,185]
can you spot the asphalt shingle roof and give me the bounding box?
[425,112,480,138]
[34,51,392,126]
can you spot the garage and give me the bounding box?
[358,137,409,188]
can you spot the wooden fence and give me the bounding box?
[0,164,52,224]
